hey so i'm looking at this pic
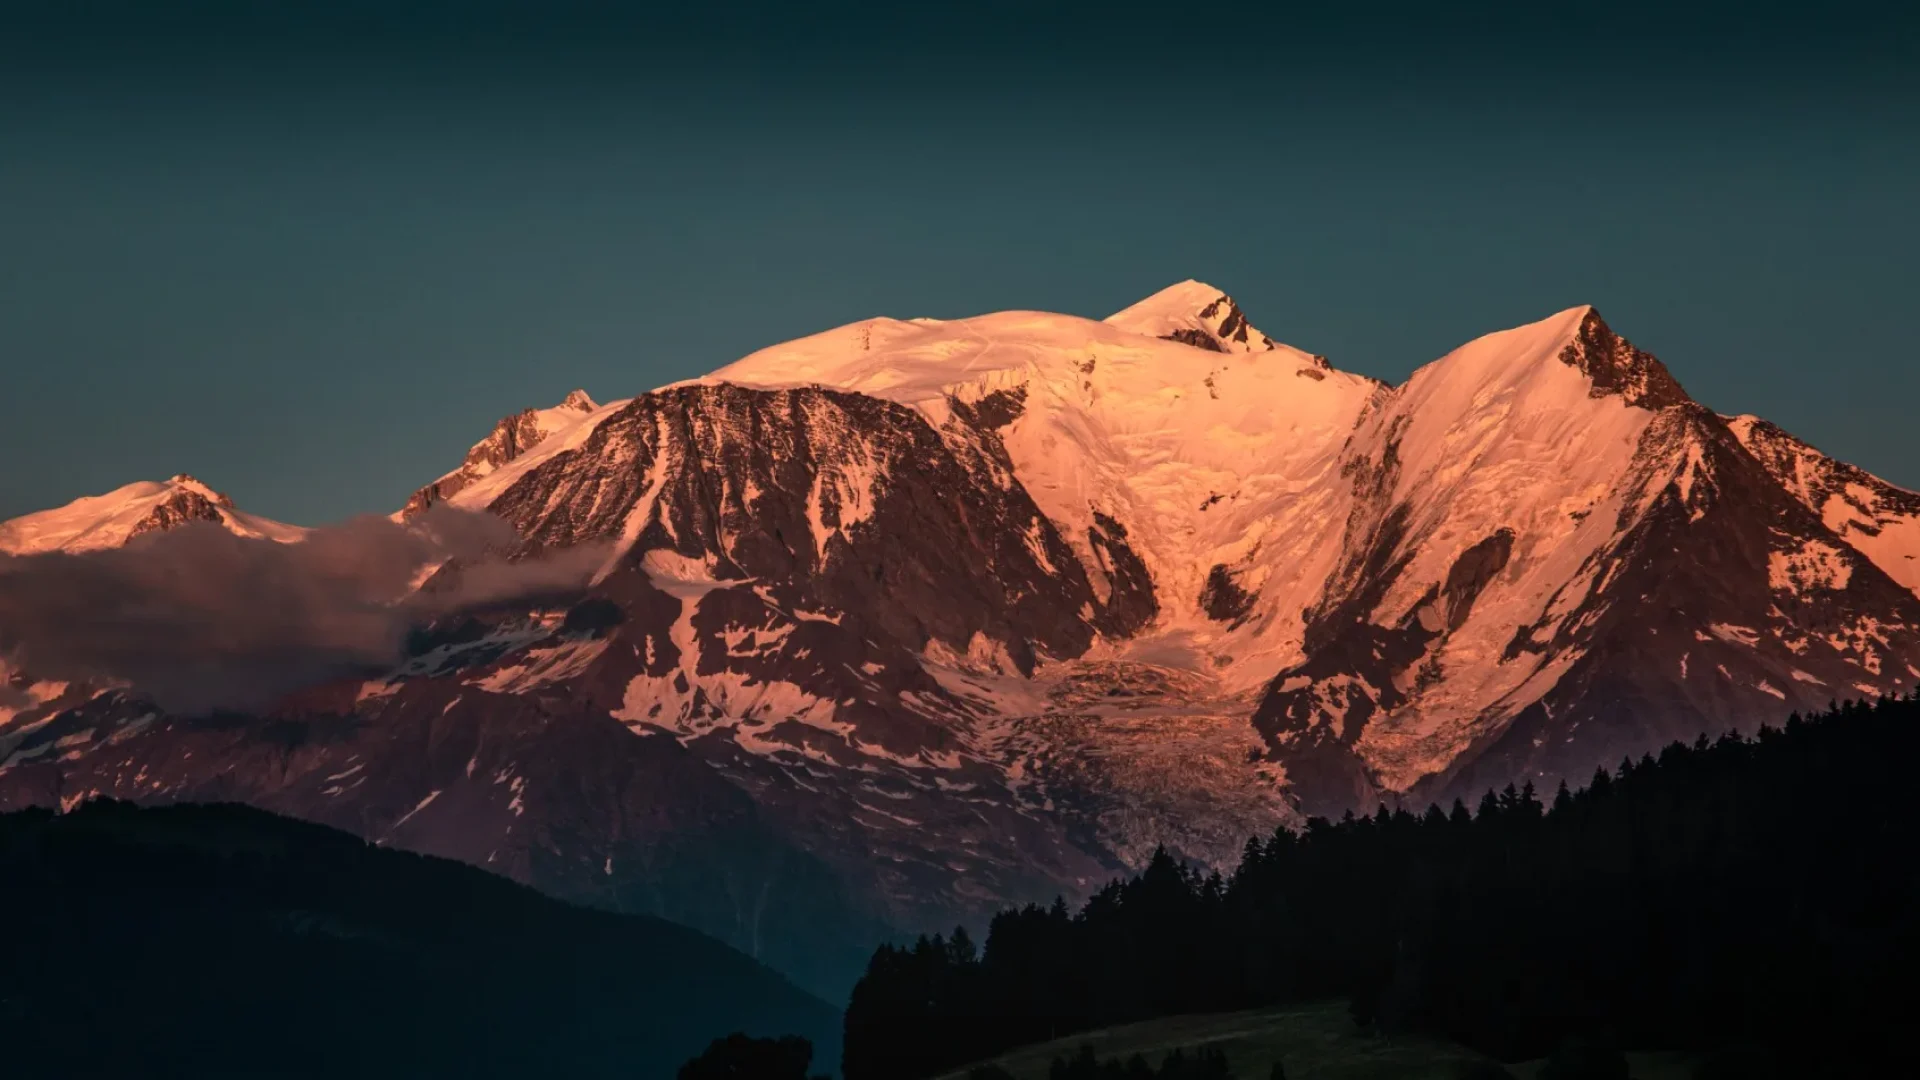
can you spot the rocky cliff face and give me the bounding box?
[5,285,1916,999]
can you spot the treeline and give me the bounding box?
[845,695,1920,1079]
[1037,1046,1237,1080]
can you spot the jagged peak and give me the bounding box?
[484,390,596,447]
[163,474,234,508]
[1414,305,1691,412]
[466,391,606,469]
[404,389,614,517]
[1105,279,1279,354]
[1555,306,1691,410]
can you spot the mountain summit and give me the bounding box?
[5,286,1916,997]
[1556,305,1692,408]
[1104,279,1283,354]
[403,389,604,516]
[0,475,303,555]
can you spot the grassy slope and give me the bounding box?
[938,1003,1700,1080]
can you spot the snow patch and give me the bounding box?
[387,790,441,833]
[468,637,609,694]
[1769,538,1854,594]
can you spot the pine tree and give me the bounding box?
[1552,780,1574,814]
[1588,767,1612,798]
[950,925,978,965]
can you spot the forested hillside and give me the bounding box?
[846,695,1919,1079]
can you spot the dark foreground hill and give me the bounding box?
[0,800,840,1079]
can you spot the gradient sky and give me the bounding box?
[4,2,1917,524]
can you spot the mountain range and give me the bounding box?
[4,282,1916,997]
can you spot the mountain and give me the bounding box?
[0,474,305,555]
[403,389,605,516]
[0,799,839,1079]
[4,282,1917,998]
[1248,305,1920,809]
[1103,279,1286,354]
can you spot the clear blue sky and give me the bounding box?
[4,2,1916,523]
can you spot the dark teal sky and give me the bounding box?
[4,2,1917,523]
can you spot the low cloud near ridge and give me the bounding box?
[0,508,608,713]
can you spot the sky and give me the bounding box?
[3,2,1917,524]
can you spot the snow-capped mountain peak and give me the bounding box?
[403,389,609,516]
[1554,306,1692,409]
[1393,305,1692,423]
[164,474,232,508]
[0,475,305,555]
[1104,279,1285,355]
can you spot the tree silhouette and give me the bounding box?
[677,1033,824,1080]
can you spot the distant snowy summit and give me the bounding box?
[1105,279,1282,355]
[0,474,305,555]
[7,280,1920,998]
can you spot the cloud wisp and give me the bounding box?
[0,508,607,713]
